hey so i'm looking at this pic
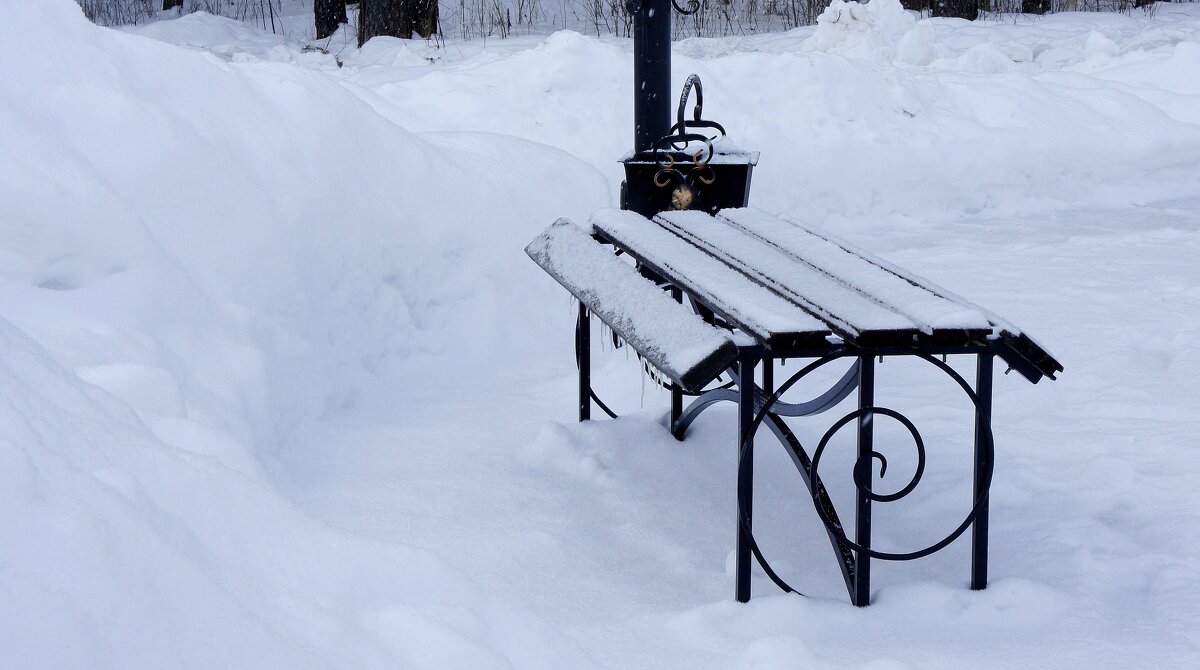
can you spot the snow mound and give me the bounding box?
[0,1,608,666]
[803,0,917,61]
[351,35,432,68]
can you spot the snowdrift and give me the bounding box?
[0,1,604,667]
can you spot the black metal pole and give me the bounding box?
[854,355,874,606]
[578,303,591,422]
[632,0,672,153]
[972,353,994,590]
[736,353,758,603]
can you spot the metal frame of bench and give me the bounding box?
[529,208,1062,606]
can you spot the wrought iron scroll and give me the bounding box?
[671,0,701,15]
[625,0,701,15]
[799,353,995,562]
[723,353,995,599]
[651,74,728,211]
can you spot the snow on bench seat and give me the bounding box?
[715,209,1060,379]
[717,208,993,334]
[525,219,738,392]
[656,210,920,344]
[590,209,832,349]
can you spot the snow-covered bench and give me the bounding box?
[525,208,1061,606]
[525,219,738,393]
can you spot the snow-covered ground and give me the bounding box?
[3,0,1200,667]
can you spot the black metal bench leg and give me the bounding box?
[736,353,758,603]
[853,355,874,607]
[670,288,684,439]
[972,353,994,590]
[578,303,590,422]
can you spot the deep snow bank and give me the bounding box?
[2,1,607,427]
[0,1,605,667]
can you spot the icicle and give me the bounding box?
[640,362,646,408]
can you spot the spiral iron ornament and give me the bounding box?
[651,74,729,210]
[732,351,994,599]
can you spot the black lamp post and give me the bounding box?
[621,1,758,218]
[631,0,673,153]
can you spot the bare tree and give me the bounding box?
[163,0,182,9]
[932,0,982,18]
[414,0,440,38]
[315,0,348,39]
[358,0,439,46]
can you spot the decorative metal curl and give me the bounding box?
[731,352,995,596]
[672,0,702,15]
[814,407,926,505]
[624,0,701,15]
[651,74,728,210]
[805,354,993,561]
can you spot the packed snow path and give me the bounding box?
[3,1,1200,668]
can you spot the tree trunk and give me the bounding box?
[358,0,412,45]
[163,0,183,10]
[1022,0,1050,14]
[315,0,348,40]
[931,0,981,19]
[358,0,438,46]
[413,0,439,39]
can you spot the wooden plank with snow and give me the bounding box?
[525,219,739,392]
[592,207,1060,381]
[716,208,994,337]
[710,209,1060,379]
[590,209,833,349]
[656,209,922,345]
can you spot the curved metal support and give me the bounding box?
[672,387,737,438]
[803,354,994,562]
[761,413,857,594]
[672,359,860,438]
[734,351,997,604]
[769,361,860,417]
[729,355,857,598]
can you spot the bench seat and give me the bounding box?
[589,208,1062,383]
[525,219,739,392]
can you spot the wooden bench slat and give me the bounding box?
[590,209,832,348]
[753,212,1061,378]
[525,218,738,392]
[656,210,919,342]
[718,209,994,333]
